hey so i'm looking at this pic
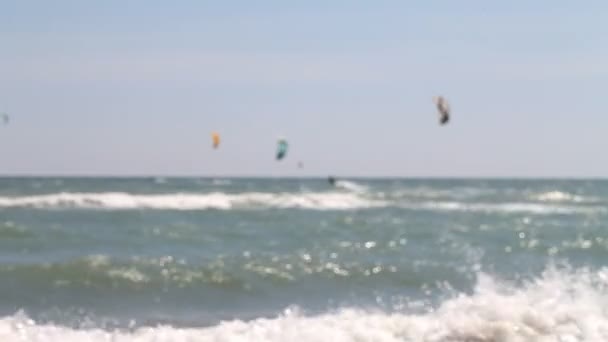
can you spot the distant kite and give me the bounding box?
[1,113,8,125]
[433,96,450,125]
[276,138,288,160]
[212,132,220,149]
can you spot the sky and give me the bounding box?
[0,1,607,177]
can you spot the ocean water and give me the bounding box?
[0,177,607,341]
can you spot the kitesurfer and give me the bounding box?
[328,176,336,186]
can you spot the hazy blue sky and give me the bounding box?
[1,1,607,177]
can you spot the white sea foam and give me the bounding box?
[0,192,385,211]
[534,191,592,203]
[393,187,495,200]
[408,201,604,215]
[334,181,368,193]
[1,266,608,341]
[0,191,602,214]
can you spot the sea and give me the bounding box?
[0,177,607,341]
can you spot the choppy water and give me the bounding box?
[1,177,608,341]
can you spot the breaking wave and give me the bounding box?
[0,191,603,214]
[334,181,368,193]
[533,191,596,204]
[1,265,608,341]
[408,201,605,215]
[0,192,385,211]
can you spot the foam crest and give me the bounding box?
[0,192,384,210]
[334,181,368,193]
[2,266,608,341]
[0,192,601,214]
[534,191,593,203]
[410,201,604,215]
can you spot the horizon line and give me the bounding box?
[0,173,606,181]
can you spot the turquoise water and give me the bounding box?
[1,177,607,341]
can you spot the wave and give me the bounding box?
[2,265,608,341]
[0,254,245,290]
[334,181,368,193]
[392,186,497,200]
[408,201,605,215]
[0,192,385,211]
[0,253,425,291]
[533,191,596,203]
[0,191,603,214]
[0,221,31,238]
